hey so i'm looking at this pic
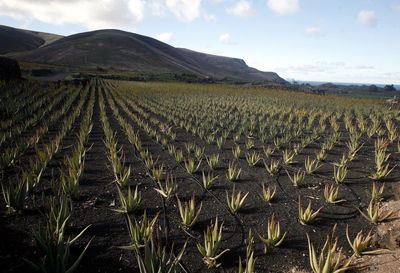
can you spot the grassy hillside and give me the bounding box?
[0,25,62,54]
[7,29,285,82]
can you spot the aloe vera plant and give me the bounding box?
[177,195,202,227]
[346,225,382,256]
[197,217,230,268]
[184,141,196,153]
[154,174,177,200]
[25,195,91,273]
[134,239,187,273]
[173,149,184,162]
[286,169,306,187]
[120,211,159,249]
[245,151,261,166]
[258,214,287,253]
[324,184,346,204]
[332,154,348,168]
[264,160,280,176]
[333,165,347,184]
[216,136,225,149]
[357,199,393,223]
[206,153,219,170]
[237,251,255,273]
[369,164,395,181]
[113,185,141,213]
[245,138,254,149]
[202,171,218,190]
[307,225,352,273]
[315,149,327,161]
[366,182,384,201]
[226,161,241,182]
[304,156,322,174]
[259,183,276,202]
[184,158,202,174]
[144,155,158,169]
[263,146,275,157]
[232,145,241,159]
[298,197,323,225]
[282,149,296,164]
[150,164,164,181]
[226,185,249,213]
[2,178,28,215]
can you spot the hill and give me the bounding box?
[0,25,63,54]
[5,28,285,82]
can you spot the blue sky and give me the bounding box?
[1,0,399,84]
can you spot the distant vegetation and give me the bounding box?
[286,81,398,99]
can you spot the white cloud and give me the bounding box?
[0,0,145,29]
[277,61,347,75]
[267,0,299,15]
[357,10,377,27]
[219,33,230,43]
[155,32,172,42]
[275,61,392,84]
[226,0,253,18]
[0,0,205,27]
[354,65,374,70]
[148,0,166,17]
[305,26,321,36]
[204,13,217,21]
[271,61,397,85]
[394,4,400,12]
[165,0,202,22]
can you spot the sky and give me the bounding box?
[0,0,399,84]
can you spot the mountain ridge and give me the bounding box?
[1,26,285,82]
[0,25,63,54]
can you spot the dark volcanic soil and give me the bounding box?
[1,81,400,273]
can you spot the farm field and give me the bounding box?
[1,79,399,273]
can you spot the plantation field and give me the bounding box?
[1,79,399,273]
